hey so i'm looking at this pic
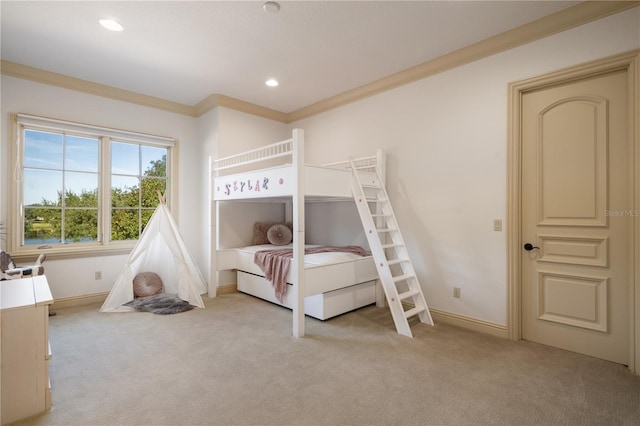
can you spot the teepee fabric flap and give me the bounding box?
[100,202,207,312]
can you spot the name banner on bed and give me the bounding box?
[214,167,294,200]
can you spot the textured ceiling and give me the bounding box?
[1,1,580,113]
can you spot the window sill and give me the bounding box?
[10,243,135,262]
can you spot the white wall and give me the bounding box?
[2,7,637,322]
[197,107,289,285]
[196,107,220,284]
[289,8,640,326]
[0,78,288,298]
[214,107,289,158]
[0,77,204,300]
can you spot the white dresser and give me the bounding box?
[1,275,53,425]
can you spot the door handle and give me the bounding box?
[523,243,540,251]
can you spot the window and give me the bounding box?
[9,114,175,257]
[110,142,168,242]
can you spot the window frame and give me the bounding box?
[8,113,177,259]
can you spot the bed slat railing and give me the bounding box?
[213,138,294,174]
[323,155,378,173]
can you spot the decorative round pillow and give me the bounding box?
[133,272,164,298]
[267,223,292,246]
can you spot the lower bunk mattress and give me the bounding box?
[220,244,379,320]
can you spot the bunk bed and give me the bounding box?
[210,129,385,337]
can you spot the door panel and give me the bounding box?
[536,270,608,332]
[537,235,608,267]
[538,96,608,226]
[522,69,630,364]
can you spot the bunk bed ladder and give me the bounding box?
[350,161,434,338]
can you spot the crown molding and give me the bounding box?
[2,1,637,124]
[194,93,288,122]
[0,59,289,122]
[0,60,196,116]
[287,0,640,122]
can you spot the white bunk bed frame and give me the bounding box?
[210,129,384,337]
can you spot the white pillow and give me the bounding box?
[267,223,292,246]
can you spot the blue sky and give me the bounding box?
[23,129,165,206]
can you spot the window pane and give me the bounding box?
[24,207,61,245]
[111,209,139,241]
[111,142,139,175]
[141,209,154,234]
[111,176,139,207]
[24,169,62,206]
[141,146,166,177]
[65,135,99,172]
[65,172,98,207]
[64,209,98,242]
[141,177,166,207]
[24,130,63,169]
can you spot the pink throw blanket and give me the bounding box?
[254,246,371,303]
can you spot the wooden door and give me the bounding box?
[521,68,632,364]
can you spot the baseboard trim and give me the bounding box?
[217,283,238,295]
[52,292,109,310]
[429,308,507,339]
[52,286,238,310]
[50,288,505,340]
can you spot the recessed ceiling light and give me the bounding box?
[262,2,280,13]
[265,79,279,87]
[99,19,123,32]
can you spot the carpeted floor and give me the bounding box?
[12,293,640,425]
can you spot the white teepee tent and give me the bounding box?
[100,196,207,312]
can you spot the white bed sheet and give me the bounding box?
[217,244,378,296]
[235,244,371,267]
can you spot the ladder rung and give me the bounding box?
[352,168,434,337]
[388,258,409,266]
[398,288,420,301]
[382,243,402,249]
[404,306,426,318]
[393,274,414,283]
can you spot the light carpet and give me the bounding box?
[12,293,640,425]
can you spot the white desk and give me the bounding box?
[1,275,53,425]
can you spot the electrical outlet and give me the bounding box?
[95,271,102,280]
[493,219,502,231]
[453,287,461,298]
